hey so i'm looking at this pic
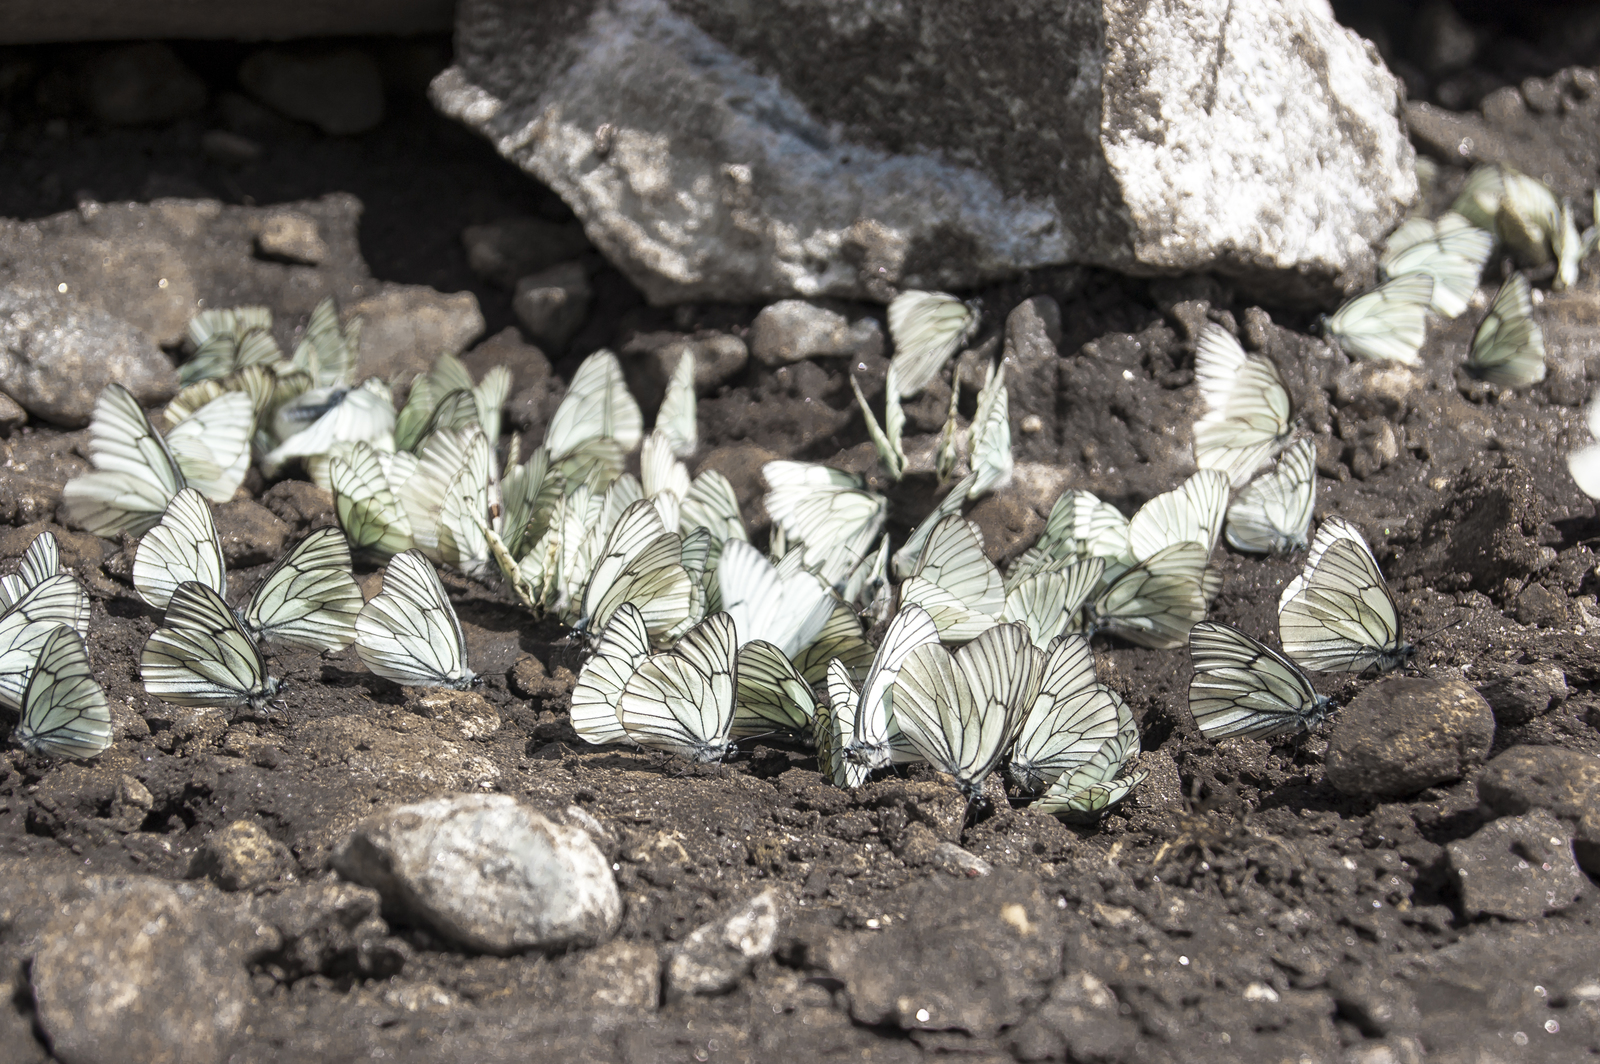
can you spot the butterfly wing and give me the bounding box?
[1278,532,1408,673]
[1324,275,1434,365]
[1224,437,1317,554]
[618,612,736,761]
[133,487,228,611]
[62,385,188,537]
[1091,542,1216,649]
[1188,621,1329,741]
[1010,634,1123,793]
[241,527,362,652]
[888,290,978,397]
[1467,273,1546,388]
[164,390,254,503]
[734,639,816,736]
[13,625,111,759]
[1127,470,1228,561]
[355,550,475,688]
[571,602,651,746]
[545,350,644,459]
[331,442,415,560]
[1379,212,1493,318]
[1193,326,1292,487]
[141,581,276,710]
[0,574,93,710]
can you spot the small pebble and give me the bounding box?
[1325,678,1494,798]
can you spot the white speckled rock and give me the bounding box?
[432,0,1412,304]
[664,888,782,1000]
[332,793,620,955]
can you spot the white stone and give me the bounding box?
[332,793,621,955]
[664,888,782,999]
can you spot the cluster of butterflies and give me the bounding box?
[30,251,1438,820]
[1319,161,1587,388]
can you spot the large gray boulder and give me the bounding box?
[433,0,1414,305]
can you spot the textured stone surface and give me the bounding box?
[749,301,883,367]
[461,216,592,288]
[1448,810,1587,921]
[566,939,661,1010]
[254,210,329,265]
[29,879,253,1064]
[0,286,176,426]
[239,48,386,135]
[0,1,452,42]
[193,820,295,891]
[433,0,1411,304]
[346,283,485,383]
[212,499,290,564]
[1477,746,1600,874]
[1476,664,1569,725]
[1325,679,1495,799]
[332,793,621,955]
[512,262,591,349]
[664,888,782,1000]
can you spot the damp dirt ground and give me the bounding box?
[4,30,1600,1064]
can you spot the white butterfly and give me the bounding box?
[733,640,817,738]
[892,473,975,580]
[141,580,281,712]
[545,349,644,463]
[1465,273,1546,388]
[1278,517,1412,673]
[290,296,359,389]
[12,624,112,759]
[355,549,477,689]
[0,573,93,711]
[680,470,747,546]
[1032,716,1145,822]
[967,361,1013,497]
[1126,469,1228,562]
[0,531,65,613]
[792,604,875,685]
[640,430,691,532]
[237,527,363,653]
[1188,621,1333,741]
[1008,634,1126,794]
[1192,325,1291,487]
[1379,212,1494,318]
[887,290,979,397]
[716,540,833,659]
[577,499,697,643]
[657,352,699,459]
[181,306,282,387]
[999,560,1104,649]
[1451,164,1505,233]
[1496,167,1562,267]
[1087,542,1217,650]
[1554,198,1585,292]
[64,385,254,537]
[1323,274,1434,365]
[570,602,651,747]
[763,461,887,587]
[263,379,397,477]
[618,611,737,763]
[1224,437,1317,554]
[1567,389,1600,499]
[899,514,1005,643]
[1006,489,1130,590]
[330,441,416,561]
[851,365,908,480]
[133,488,228,611]
[891,622,1042,800]
[817,604,940,787]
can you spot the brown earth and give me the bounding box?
[3,24,1600,1064]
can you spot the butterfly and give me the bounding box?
[763,461,887,587]
[733,640,818,738]
[1087,541,1218,650]
[544,350,644,469]
[1465,273,1546,388]
[0,531,66,613]
[1031,716,1145,823]
[716,540,833,659]
[656,352,699,459]
[576,499,697,644]
[1278,517,1412,673]
[290,296,359,389]
[570,602,651,747]
[0,572,93,710]
[618,611,737,763]
[1224,436,1317,554]
[11,624,112,759]
[1567,389,1600,499]
[967,361,1013,497]
[1495,167,1562,267]
[890,622,1042,800]
[1553,198,1585,292]
[1378,212,1493,318]
[892,473,975,579]
[887,290,979,398]
[262,379,397,477]
[816,604,940,787]
[851,365,908,481]
[1007,634,1126,794]
[63,385,254,537]
[141,580,281,712]
[999,559,1104,649]
[236,527,363,653]
[1322,274,1434,365]
[355,549,477,689]
[1192,325,1292,487]
[181,306,282,387]
[791,604,875,685]
[1188,621,1334,741]
[1005,489,1130,590]
[899,514,1006,643]
[330,441,416,561]
[1126,470,1228,562]
[132,487,229,611]
[1451,164,1505,233]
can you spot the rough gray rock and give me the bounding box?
[239,48,386,135]
[254,210,330,265]
[83,43,207,126]
[1476,745,1600,875]
[1325,679,1495,799]
[512,262,592,349]
[749,301,882,367]
[461,217,592,288]
[410,689,501,740]
[1447,810,1587,921]
[1007,971,1139,1063]
[250,881,401,982]
[996,296,1062,462]
[332,793,621,955]
[29,878,252,1064]
[821,871,1060,1037]
[664,888,782,1000]
[432,0,1411,305]
[0,391,25,435]
[0,286,177,426]
[346,283,486,382]
[192,820,294,891]
[565,939,661,1010]
[1476,664,1569,725]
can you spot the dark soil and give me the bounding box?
[3,26,1600,1064]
